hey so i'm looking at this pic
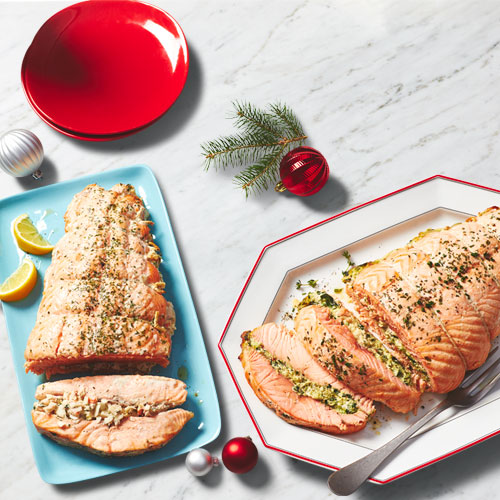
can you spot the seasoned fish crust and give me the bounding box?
[25,184,174,376]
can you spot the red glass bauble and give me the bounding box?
[221,436,258,474]
[277,146,329,196]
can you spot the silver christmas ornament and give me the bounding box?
[185,448,219,476]
[0,129,44,179]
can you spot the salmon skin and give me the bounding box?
[32,375,193,456]
[240,324,375,434]
[25,184,174,377]
[294,305,423,413]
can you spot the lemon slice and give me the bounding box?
[13,213,54,255]
[0,259,37,302]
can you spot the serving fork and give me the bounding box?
[328,346,500,496]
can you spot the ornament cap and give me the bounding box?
[32,169,43,180]
[274,181,287,193]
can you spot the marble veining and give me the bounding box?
[1,0,500,498]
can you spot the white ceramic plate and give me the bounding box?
[219,175,500,484]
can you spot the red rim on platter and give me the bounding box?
[21,0,189,138]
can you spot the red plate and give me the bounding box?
[33,111,151,142]
[21,0,189,137]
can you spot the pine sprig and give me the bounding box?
[232,101,283,138]
[269,102,304,137]
[202,101,307,196]
[201,131,279,171]
[233,146,286,196]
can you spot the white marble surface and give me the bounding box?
[1,0,500,498]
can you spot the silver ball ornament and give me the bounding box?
[0,129,44,179]
[185,448,219,477]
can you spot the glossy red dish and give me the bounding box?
[21,0,189,138]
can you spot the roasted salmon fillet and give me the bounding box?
[24,184,174,377]
[32,375,193,456]
[240,207,500,434]
[240,324,375,434]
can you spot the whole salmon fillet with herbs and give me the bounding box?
[32,375,193,456]
[24,184,175,377]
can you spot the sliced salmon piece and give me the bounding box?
[294,305,422,413]
[35,375,188,409]
[348,261,466,393]
[295,291,428,391]
[240,323,374,434]
[383,246,491,370]
[411,222,500,341]
[32,375,192,456]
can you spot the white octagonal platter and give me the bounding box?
[219,176,500,484]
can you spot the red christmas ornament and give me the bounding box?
[221,436,258,474]
[275,146,329,196]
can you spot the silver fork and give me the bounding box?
[328,346,500,496]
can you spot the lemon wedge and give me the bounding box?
[13,213,54,255]
[0,259,37,302]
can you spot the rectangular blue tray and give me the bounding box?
[0,165,220,484]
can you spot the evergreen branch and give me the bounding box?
[232,101,283,138]
[202,131,280,170]
[233,145,286,197]
[202,131,306,170]
[202,100,308,196]
[269,102,306,138]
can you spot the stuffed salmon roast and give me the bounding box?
[240,207,500,434]
[24,184,175,377]
[32,375,193,456]
[23,184,195,457]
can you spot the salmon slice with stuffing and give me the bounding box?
[296,291,429,391]
[32,375,193,456]
[240,323,375,434]
[347,261,466,393]
[294,305,423,413]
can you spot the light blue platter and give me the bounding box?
[0,165,221,484]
